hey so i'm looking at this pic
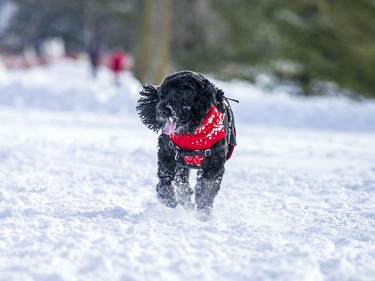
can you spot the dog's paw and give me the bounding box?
[180,201,195,212]
[157,195,178,208]
[156,184,177,208]
[195,207,213,221]
[176,188,195,211]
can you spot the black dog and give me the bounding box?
[136,71,236,220]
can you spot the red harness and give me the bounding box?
[169,105,227,166]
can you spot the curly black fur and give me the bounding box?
[136,70,233,221]
[136,84,161,132]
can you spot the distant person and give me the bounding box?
[88,44,100,78]
[109,48,127,85]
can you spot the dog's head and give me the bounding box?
[136,70,224,135]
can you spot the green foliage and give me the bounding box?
[172,0,375,97]
[155,0,374,97]
[273,0,375,97]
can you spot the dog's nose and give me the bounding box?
[157,107,171,118]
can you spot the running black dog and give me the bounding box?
[136,71,236,220]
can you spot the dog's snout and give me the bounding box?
[157,106,171,118]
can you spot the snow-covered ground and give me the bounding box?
[1,59,375,281]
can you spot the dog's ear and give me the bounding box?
[194,77,225,108]
[189,78,214,123]
[202,78,227,112]
[136,84,162,132]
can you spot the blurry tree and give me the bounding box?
[199,0,375,97]
[135,0,172,84]
[167,0,279,81]
[171,0,375,97]
[171,0,229,73]
[134,0,153,84]
[274,0,375,96]
[154,0,172,83]
[3,0,138,54]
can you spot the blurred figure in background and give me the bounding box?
[109,48,127,86]
[88,44,100,79]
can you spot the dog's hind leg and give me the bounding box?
[174,167,194,210]
[195,167,224,221]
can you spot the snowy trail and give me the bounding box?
[1,60,375,280]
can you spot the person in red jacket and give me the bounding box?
[109,48,127,85]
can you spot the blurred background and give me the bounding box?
[0,0,374,98]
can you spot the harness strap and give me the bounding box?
[168,140,226,161]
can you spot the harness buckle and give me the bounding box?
[204,149,211,157]
[168,141,174,149]
[168,140,180,160]
[174,147,180,161]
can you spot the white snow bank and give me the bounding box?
[214,79,375,133]
[1,59,374,133]
[0,59,141,113]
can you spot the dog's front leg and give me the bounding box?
[195,166,225,220]
[156,135,178,208]
[174,167,194,210]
